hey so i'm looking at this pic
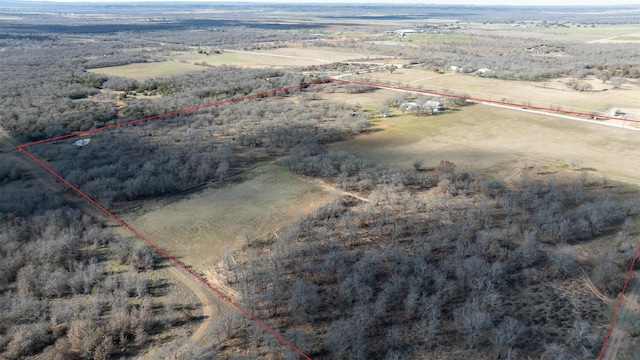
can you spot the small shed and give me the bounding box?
[73,138,91,147]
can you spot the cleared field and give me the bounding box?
[353,69,640,115]
[171,47,375,68]
[473,24,640,43]
[88,61,204,80]
[609,35,640,42]
[329,103,640,185]
[124,164,330,271]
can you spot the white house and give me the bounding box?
[477,68,494,75]
[400,102,419,112]
[400,101,446,114]
[385,29,419,37]
[425,100,446,111]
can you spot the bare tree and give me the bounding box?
[412,157,424,171]
[548,245,577,277]
[491,316,525,355]
[454,299,493,349]
[611,77,625,89]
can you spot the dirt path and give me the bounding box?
[602,274,640,359]
[579,268,612,303]
[603,328,626,360]
[3,129,220,357]
[108,226,221,358]
[309,177,371,203]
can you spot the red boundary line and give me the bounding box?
[16,77,638,358]
[333,78,640,124]
[597,241,640,359]
[333,79,640,358]
[17,81,330,359]
[16,146,311,359]
[22,79,332,147]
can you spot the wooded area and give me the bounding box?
[1,2,640,358]
[211,153,636,359]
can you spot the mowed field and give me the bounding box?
[123,164,330,272]
[355,69,640,115]
[88,61,204,81]
[170,47,377,68]
[328,90,640,186]
[87,47,376,80]
[468,23,640,43]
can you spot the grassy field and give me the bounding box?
[470,23,640,43]
[123,164,330,272]
[610,35,640,41]
[88,61,204,80]
[170,47,376,68]
[329,103,640,185]
[353,69,640,115]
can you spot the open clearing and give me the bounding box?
[329,100,640,185]
[123,164,331,272]
[170,47,376,68]
[88,47,377,79]
[353,69,640,116]
[88,61,204,80]
[470,23,640,43]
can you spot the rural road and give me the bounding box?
[472,100,640,131]
[331,77,640,131]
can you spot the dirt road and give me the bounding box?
[2,128,221,357]
[602,275,640,360]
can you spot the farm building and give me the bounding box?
[476,68,494,76]
[400,100,446,114]
[425,100,446,111]
[451,65,474,73]
[385,29,419,37]
[400,102,420,112]
[73,138,91,147]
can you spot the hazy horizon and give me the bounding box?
[13,0,640,6]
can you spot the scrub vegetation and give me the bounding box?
[1,2,640,359]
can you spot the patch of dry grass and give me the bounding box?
[88,61,204,80]
[124,164,330,272]
[330,103,640,185]
[353,69,640,114]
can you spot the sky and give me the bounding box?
[19,0,640,4]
